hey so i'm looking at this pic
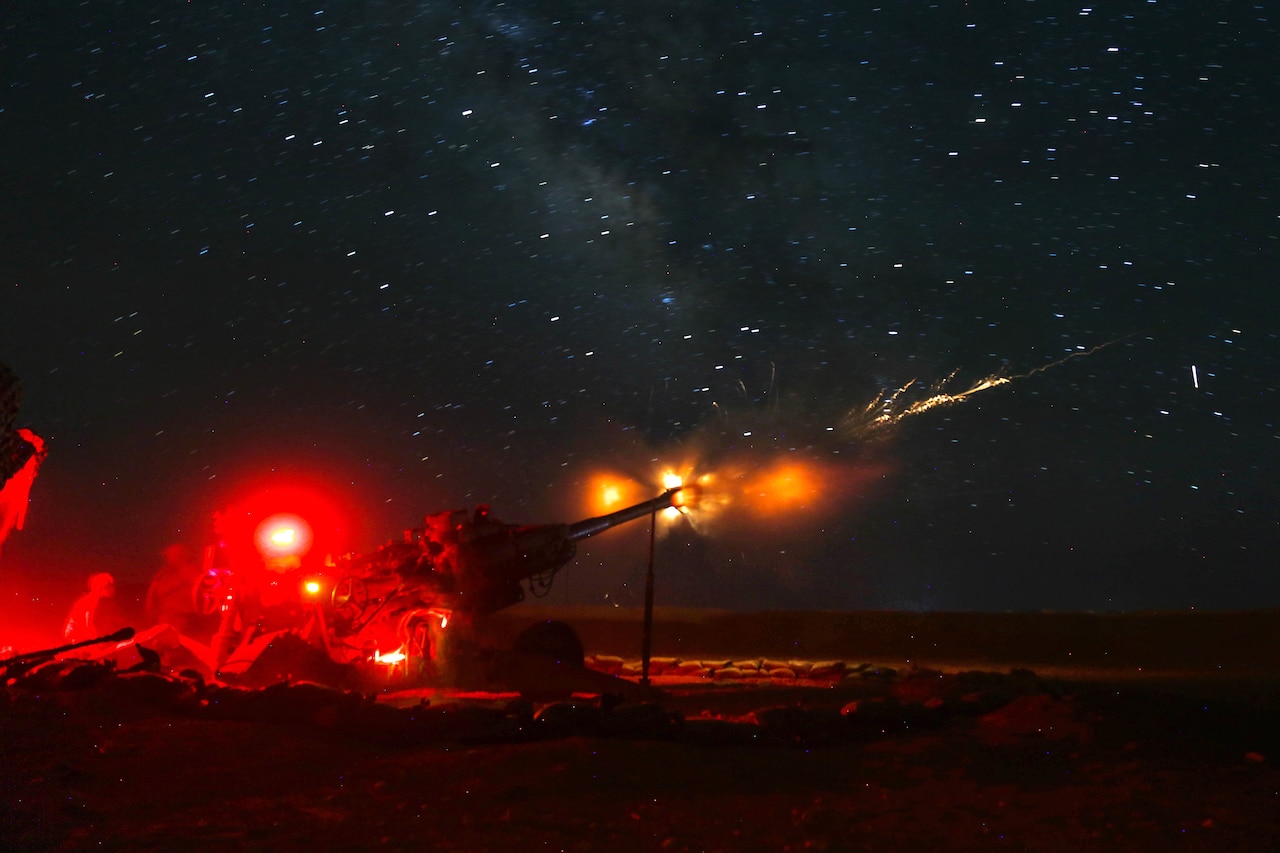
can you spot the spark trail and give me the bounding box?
[841,337,1128,441]
[576,338,1124,536]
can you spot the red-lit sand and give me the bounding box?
[4,607,1280,851]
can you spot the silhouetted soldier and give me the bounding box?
[63,572,125,643]
[145,543,205,634]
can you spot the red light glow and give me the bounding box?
[254,513,314,560]
[212,480,350,572]
[375,647,407,665]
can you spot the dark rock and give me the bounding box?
[97,671,195,708]
[534,701,603,736]
[680,717,762,746]
[600,702,683,739]
[841,695,905,732]
[754,705,847,746]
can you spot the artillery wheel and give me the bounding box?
[192,569,234,617]
[330,576,368,621]
[513,620,585,666]
[512,620,584,703]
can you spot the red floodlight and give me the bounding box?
[254,512,314,560]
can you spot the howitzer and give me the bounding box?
[382,485,685,619]
[208,487,692,692]
[298,487,688,688]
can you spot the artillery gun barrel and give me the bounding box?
[566,487,682,542]
[0,626,136,668]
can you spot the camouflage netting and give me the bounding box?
[0,362,33,483]
[0,363,45,549]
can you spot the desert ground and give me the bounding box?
[4,606,1280,851]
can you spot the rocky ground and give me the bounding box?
[3,611,1280,851]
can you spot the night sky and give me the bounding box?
[2,1,1277,614]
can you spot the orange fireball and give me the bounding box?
[744,460,824,515]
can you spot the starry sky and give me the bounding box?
[1,1,1277,613]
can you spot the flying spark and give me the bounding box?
[841,337,1128,440]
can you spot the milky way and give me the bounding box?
[1,2,1277,611]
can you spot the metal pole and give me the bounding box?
[640,505,656,687]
